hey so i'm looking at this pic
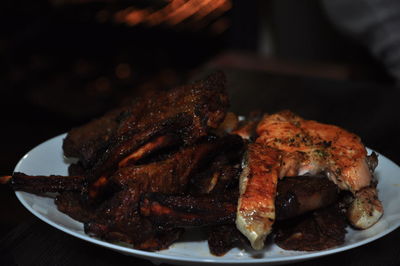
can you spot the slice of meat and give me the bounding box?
[275,175,339,220]
[140,192,237,227]
[87,71,229,180]
[275,204,347,251]
[208,225,247,256]
[11,172,85,194]
[55,192,96,223]
[63,106,128,165]
[236,143,282,250]
[84,138,228,246]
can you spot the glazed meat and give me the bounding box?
[68,71,229,180]
[275,175,339,220]
[63,106,128,167]
[84,136,236,247]
[140,192,238,227]
[139,175,338,228]
[207,225,247,256]
[11,172,84,194]
[275,203,347,251]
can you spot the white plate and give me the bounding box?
[14,134,400,266]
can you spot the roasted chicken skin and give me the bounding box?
[236,143,281,250]
[237,110,383,250]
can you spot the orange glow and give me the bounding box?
[113,0,231,32]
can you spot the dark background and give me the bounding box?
[1,1,399,265]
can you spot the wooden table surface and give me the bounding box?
[1,67,399,266]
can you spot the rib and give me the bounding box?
[140,176,341,227]
[11,172,85,194]
[140,192,237,227]
[85,71,229,180]
[84,138,229,246]
[207,225,247,256]
[0,175,12,184]
[55,192,96,223]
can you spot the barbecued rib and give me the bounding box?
[11,172,85,194]
[139,175,339,229]
[140,192,238,227]
[83,71,229,180]
[84,137,229,246]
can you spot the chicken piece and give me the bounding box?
[255,110,383,229]
[236,143,281,250]
[347,186,384,229]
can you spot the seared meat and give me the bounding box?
[84,138,230,246]
[236,143,281,250]
[207,225,247,256]
[84,71,229,180]
[63,106,128,167]
[55,192,96,223]
[141,175,340,228]
[11,172,85,194]
[140,192,238,227]
[275,175,339,220]
[275,204,347,251]
[237,110,383,249]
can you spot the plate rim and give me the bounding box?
[13,133,400,265]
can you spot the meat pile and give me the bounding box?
[4,71,383,256]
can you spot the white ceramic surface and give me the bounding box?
[13,134,400,266]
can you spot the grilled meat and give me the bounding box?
[275,175,339,220]
[140,192,238,227]
[236,143,281,250]
[81,71,229,181]
[275,203,347,251]
[207,225,247,256]
[11,172,85,194]
[238,110,383,250]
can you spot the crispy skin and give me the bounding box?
[275,204,347,251]
[236,143,282,250]
[255,110,383,229]
[11,172,85,194]
[140,192,238,227]
[256,110,371,192]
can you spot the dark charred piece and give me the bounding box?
[84,138,231,246]
[81,71,229,180]
[274,203,347,251]
[55,192,96,223]
[275,175,339,220]
[11,172,85,194]
[207,225,248,256]
[140,192,238,227]
[139,175,342,230]
[63,106,128,168]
